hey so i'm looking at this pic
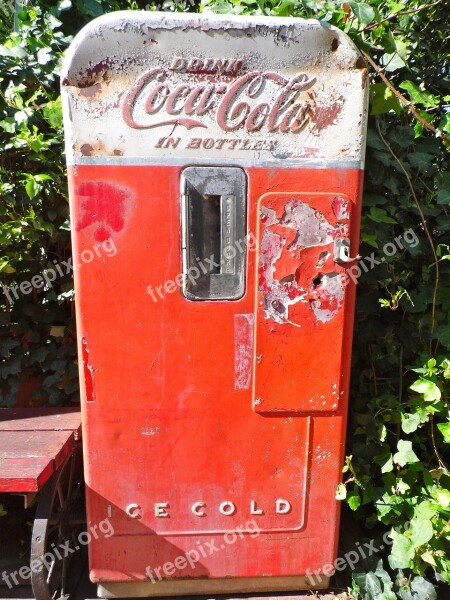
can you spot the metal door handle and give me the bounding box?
[334,238,360,265]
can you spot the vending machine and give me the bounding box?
[62,11,368,597]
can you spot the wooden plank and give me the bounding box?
[0,457,54,492]
[0,430,76,469]
[0,408,81,435]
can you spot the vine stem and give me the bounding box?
[362,0,444,32]
[375,120,439,342]
[361,49,450,146]
[430,416,447,470]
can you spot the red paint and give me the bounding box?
[75,180,132,242]
[332,195,350,220]
[311,97,345,132]
[81,337,95,402]
[68,164,363,587]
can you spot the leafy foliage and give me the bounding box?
[1,0,449,597]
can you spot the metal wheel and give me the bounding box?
[31,445,85,600]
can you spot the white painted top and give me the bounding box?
[61,11,368,168]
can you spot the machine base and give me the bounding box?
[97,576,330,598]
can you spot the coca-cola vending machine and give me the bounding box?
[62,11,368,597]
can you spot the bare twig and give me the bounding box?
[369,344,379,396]
[362,0,444,32]
[430,416,447,470]
[375,120,440,341]
[361,50,450,145]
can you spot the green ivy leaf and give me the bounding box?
[399,80,439,108]
[409,576,437,600]
[435,489,450,508]
[401,412,421,434]
[409,518,433,548]
[436,187,450,205]
[37,47,52,65]
[348,0,375,24]
[437,422,450,443]
[43,96,63,130]
[389,533,414,569]
[368,207,397,224]
[421,551,437,567]
[407,152,434,169]
[393,440,419,466]
[24,176,39,200]
[336,482,347,500]
[348,489,361,511]
[410,378,441,402]
[381,453,394,473]
[371,83,402,115]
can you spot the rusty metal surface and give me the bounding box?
[62,12,368,168]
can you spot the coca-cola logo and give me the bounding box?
[122,66,316,134]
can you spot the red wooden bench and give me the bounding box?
[0,408,81,494]
[0,407,83,600]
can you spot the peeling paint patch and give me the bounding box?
[315,250,330,268]
[258,197,350,325]
[234,314,254,390]
[331,196,349,220]
[260,206,278,226]
[76,180,133,242]
[259,227,307,324]
[81,336,95,402]
[310,273,347,323]
[282,199,333,248]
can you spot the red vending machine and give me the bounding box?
[62,12,368,597]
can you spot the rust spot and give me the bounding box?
[80,143,94,156]
[81,337,95,402]
[77,60,113,86]
[310,97,344,132]
[331,38,339,51]
[355,56,366,69]
[76,181,133,242]
[72,61,113,99]
[77,141,125,158]
[80,82,102,98]
[361,68,368,89]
